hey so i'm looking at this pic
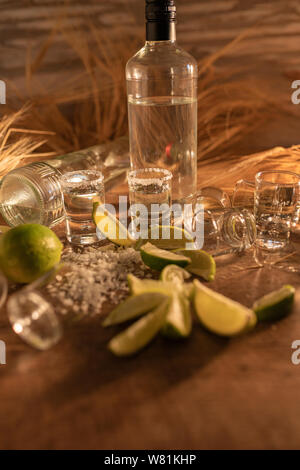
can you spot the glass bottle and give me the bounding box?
[126,0,198,204]
[0,137,129,228]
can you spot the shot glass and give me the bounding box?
[186,187,256,256]
[232,179,255,211]
[193,206,256,256]
[61,170,105,245]
[7,266,63,350]
[128,168,172,227]
[254,170,300,250]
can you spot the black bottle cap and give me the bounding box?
[146,0,177,41]
[146,0,176,22]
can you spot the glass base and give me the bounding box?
[67,232,100,246]
[254,242,300,273]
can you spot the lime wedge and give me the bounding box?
[103,292,167,327]
[160,265,191,285]
[161,293,192,338]
[128,274,174,297]
[176,249,216,281]
[92,202,135,248]
[144,225,195,250]
[193,279,252,336]
[184,282,195,300]
[244,310,257,332]
[253,285,295,322]
[140,242,191,271]
[108,299,170,356]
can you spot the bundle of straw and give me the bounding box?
[0,11,298,188]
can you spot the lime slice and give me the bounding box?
[161,293,192,338]
[144,225,195,250]
[140,242,191,271]
[193,279,252,336]
[108,299,170,356]
[103,292,167,327]
[92,202,135,248]
[128,274,174,297]
[253,285,295,322]
[244,310,257,332]
[183,282,195,300]
[176,249,216,282]
[160,265,191,284]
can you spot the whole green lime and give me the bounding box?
[0,224,63,283]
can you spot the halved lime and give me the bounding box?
[140,242,191,271]
[161,293,192,338]
[128,274,174,297]
[193,279,252,336]
[144,225,195,250]
[253,285,295,322]
[103,292,167,327]
[108,299,170,356]
[0,224,63,284]
[176,249,216,282]
[92,202,135,248]
[160,265,191,284]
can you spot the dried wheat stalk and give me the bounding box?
[0,10,298,188]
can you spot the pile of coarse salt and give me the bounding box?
[46,244,153,316]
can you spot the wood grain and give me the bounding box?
[1,1,299,80]
[1,0,299,153]
[1,243,300,450]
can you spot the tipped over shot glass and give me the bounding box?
[6,266,63,351]
[232,179,255,212]
[188,187,256,256]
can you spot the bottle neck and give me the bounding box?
[146,21,176,42]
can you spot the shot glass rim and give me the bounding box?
[128,167,173,186]
[60,169,104,189]
[255,170,300,187]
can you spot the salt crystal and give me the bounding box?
[46,246,152,317]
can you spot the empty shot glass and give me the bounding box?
[7,266,63,350]
[61,170,105,245]
[128,168,172,225]
[184,186,255,255]
[232,179,255,211]
[193,206,256,256]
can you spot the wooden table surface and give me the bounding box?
[1,0,300,450]
[1,242,300,450]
